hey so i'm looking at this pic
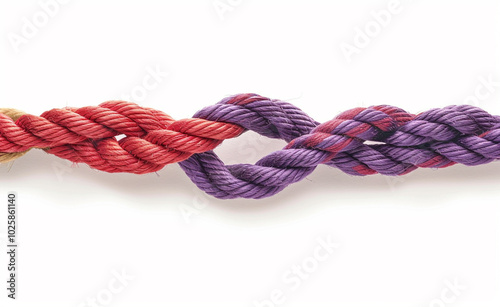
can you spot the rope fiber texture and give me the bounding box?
[2,93,500,199]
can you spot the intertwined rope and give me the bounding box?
[2,94,500,198]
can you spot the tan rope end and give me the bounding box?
[0,108,30,163]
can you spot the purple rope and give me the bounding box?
[192,94,320,142]
[178,94,500,199]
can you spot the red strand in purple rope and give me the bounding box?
[180,94,500,199]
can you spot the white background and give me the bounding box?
[0,0,499,306]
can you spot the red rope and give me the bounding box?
[0,101,244,173]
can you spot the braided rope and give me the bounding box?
[2,94,500,199]
[0,101,244,173]
[181,99,500,198]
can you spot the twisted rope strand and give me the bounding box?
[35,94,320,173]
[179,96,500,199]
[0,101,244,173]
[2,94,500,199]
[179,104,419,198]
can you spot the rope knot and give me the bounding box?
[3,95,500,199]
